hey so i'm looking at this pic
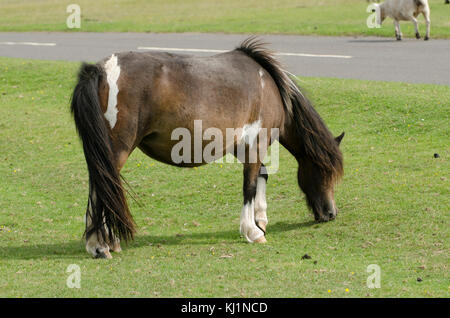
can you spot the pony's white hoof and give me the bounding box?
[254,236,267,244]
[240,222,265,243]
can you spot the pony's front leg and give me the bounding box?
[254,164,268,233]
[423,9,431,40]
[394,20,402,40]
[240,163,266,243]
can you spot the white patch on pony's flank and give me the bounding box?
[239,199,264,243]
[241,119,261,148]
[259,68,265,89]
[254,176,268,225]
[104,54,121,129]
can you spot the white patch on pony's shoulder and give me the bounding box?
[104,54,121,129]
[241,119,261,147]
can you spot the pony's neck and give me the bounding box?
[279,114,303,161]
[279,105,343,183]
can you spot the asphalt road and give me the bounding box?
[1,32,449,85]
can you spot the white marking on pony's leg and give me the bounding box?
[411,17,420,38]
[104,54,121,129]
[241,119,261,148]
[254,176,268,232]
[423,9,430,40]
[85,231,112,259]
[240,200,266,243]
[85,193,112,259]
[394,20,402,40]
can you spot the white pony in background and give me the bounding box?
[374,0,431,40]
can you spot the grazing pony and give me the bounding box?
[71,38,344,259]
[374,0,431,40]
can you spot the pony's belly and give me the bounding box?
[138,132,230,167]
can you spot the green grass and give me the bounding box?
[0,0,449,38]
[0,57,448,297]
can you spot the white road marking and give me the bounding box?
[138,47,226,54]
[0,41,56,46]
[137,46,352,59]
[277,52,352,59]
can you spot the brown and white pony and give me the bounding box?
[71,38,344,259]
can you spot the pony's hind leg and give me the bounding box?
[85,188,112,259]
[240,162,266,243]
[107,150,130,253]
[254,164,268,233]
[411,16,420,39]
[84,149,131,258]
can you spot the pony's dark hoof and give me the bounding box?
[415,33,421,39]
[424,36,429,41]
[396,37,402,41]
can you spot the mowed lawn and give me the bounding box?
[0,0,449,38]
[0,57,448,298]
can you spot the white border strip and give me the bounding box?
[137,46,352,59]
[0,41,56,46]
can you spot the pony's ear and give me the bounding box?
[335,132,345,146]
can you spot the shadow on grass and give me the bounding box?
[0,220,316,260]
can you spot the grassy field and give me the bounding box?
[0,56,448,298]
[0,0,449,38]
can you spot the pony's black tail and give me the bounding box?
[70,63,135,244]
[236,37,343,182]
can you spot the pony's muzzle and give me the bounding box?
[95,247,112,259]
[315,204,338,222]
[329,208,337,220]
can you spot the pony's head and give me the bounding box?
[297,132,344,222]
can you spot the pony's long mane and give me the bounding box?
[236,37,343,183]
